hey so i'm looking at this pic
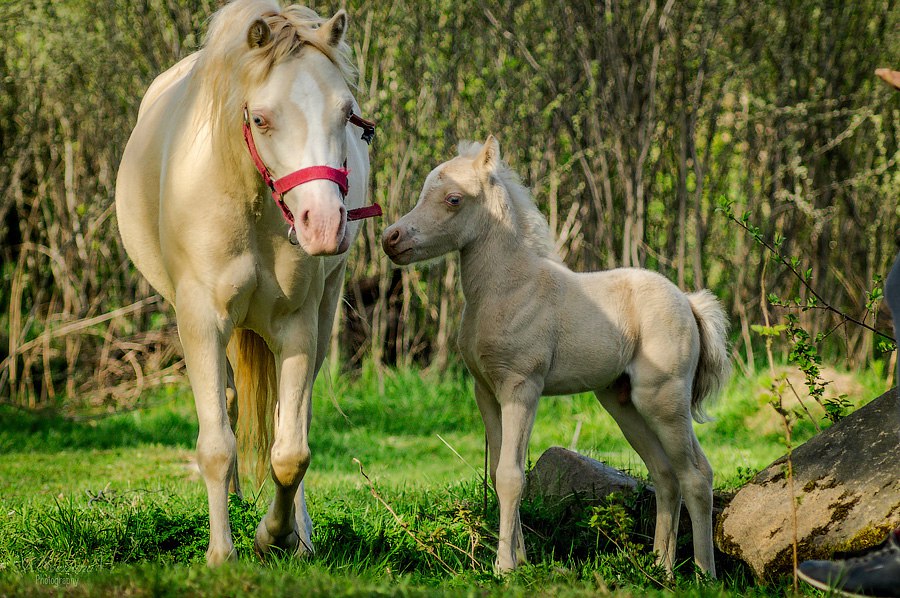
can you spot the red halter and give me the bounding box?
[241,106,382,242]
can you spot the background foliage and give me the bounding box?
[1,0,898,407]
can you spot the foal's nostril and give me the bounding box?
[299,210,311,227]
[388,228,401,246]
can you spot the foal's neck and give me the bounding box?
[458,200,551,305]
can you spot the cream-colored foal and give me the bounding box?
[382,136,730,577]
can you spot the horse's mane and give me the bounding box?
[458,141,562,261]
[191,0,356,190]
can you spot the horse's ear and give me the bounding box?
[476,135,501,175]
[247,18,271,48]
[318,10,348,48]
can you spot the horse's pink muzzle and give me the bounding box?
[289,188,348,255]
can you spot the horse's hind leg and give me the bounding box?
[224,357,241,498]
[630,377,716,578]
[596,389,682,575]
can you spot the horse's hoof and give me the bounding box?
[254,520,314,558]
[206,545,237,567]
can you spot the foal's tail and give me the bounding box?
[687,290,731,422]
[228,328,276,487]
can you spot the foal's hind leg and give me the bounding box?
[630,377,716,578]
[596,389,681,575]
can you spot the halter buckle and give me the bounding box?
[287,224,300,246]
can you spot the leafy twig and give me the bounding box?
[353,458,456,575]
[717,197,895,343]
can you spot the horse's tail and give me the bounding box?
[228,328,276,488]
[686,290,731,423]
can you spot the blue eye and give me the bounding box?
[252,114,268,128]
[445,194,462,207]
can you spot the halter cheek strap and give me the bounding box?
[241,105,381,242]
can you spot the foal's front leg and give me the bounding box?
[255,317,318,557]
[493,375,541,573]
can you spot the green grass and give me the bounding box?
[0,362,889,596]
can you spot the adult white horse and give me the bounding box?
[116,0,380,565]
[382,137,731,577]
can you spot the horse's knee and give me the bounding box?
[270,442,311,488]
[197,428,237,477]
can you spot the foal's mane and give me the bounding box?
[191,0,356,189]
[458,142,561,261]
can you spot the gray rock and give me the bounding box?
[715,388,900,579]
[524,446,640,506]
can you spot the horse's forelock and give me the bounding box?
[457,140,483,159]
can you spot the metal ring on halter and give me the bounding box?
[287,224,299,246]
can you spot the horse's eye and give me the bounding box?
[252,114,268,129]
[445,194,462,207]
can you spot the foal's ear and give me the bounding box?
[476,134,501,175]
[318,10,348,48]
[247,18,271,48]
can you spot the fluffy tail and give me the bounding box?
[687,290,731,422]
[227,328,276,487]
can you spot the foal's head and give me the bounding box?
[382,136,504,265]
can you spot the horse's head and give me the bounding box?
[243,11,357,256]
[383,136,502,264]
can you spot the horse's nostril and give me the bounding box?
[300,210,311,227]
[388,229,401,246]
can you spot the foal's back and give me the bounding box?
[542,264,699,396]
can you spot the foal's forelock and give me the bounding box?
[455,143,560,261]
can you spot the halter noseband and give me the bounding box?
[241,105,382,244]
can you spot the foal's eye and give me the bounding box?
[444,193,462,207]
[252,114,268,129]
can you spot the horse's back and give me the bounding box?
[116,56,199,303]
[138,53,201,122]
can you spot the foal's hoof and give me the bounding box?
[494,551,528,575]
[254,520,314,558]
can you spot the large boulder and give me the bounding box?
[715,388,900,579]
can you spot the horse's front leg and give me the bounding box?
[176,289,236,566]
[255,315,318,557]
[493,375,541,573]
